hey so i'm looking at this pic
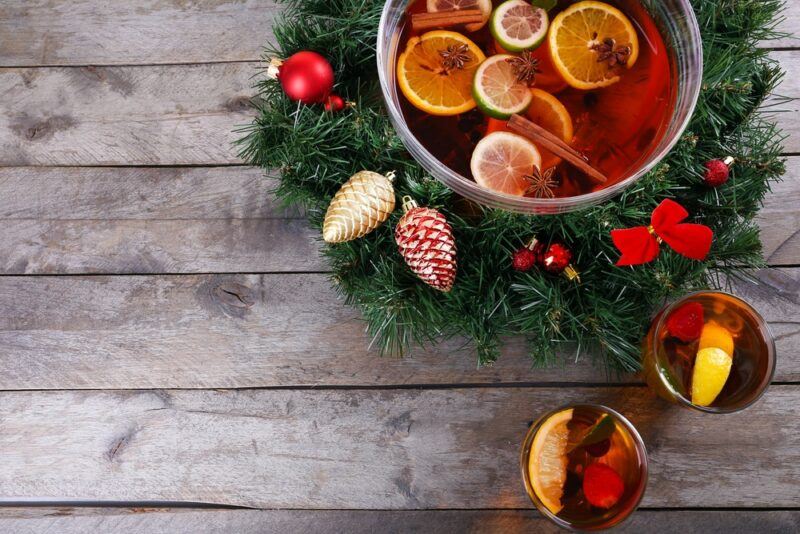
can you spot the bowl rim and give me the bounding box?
[377,0,704,214]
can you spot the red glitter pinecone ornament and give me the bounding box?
[703,156,734,187]
[395,196,457,292]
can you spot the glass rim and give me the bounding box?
[649,290,777,414]
[519,403,649,531]
[376,0,704,214]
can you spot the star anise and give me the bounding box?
[524,166,558,198]
[439,44,472,71]
[590,38,631,68]
[506,52,542,87]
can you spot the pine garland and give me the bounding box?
[238,0,787,371]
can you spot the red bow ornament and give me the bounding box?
[611,199,713,266]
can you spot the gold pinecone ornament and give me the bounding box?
[322,171,396,243]
[395,196,457,292]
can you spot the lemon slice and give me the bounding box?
[548,1,639,90]
[691,347,733,407]
[699,321,735,357]
[529,408,573,514]
[397,31,486,116]
[471,131,541,196]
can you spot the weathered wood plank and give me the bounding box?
[0,0,794,67]
[1,52,797,167]
[0,1,279,67]
[0,159,796,275]
[769,51,800,153]
[0,166,296,220]
[0,63,257,166]
[0,219,323,274]
[758,157,800,265]
[0,508,796,534]
[0,386,796,508]
[0,268,796,389]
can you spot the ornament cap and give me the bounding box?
[266,57,283,80]
[723,156,735,166]
[401,195,418,213]
[563,265,581,282]
[525,236,540,250]
[385,171,396,183]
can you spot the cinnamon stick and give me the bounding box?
[508,114,608,184]
[411,9,484,32]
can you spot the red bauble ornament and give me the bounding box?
[324,94,346,112]
[512,248,537,272]
[512,236,546,272]
[541,242,572,274]
[395,196,457,292]
[703,156,734,187]
[277,51,334,104]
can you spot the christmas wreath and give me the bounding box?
[239,0,786,371]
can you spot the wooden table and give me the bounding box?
[0,1,798,532]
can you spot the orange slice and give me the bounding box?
[526,88,573,168]
[548,1,639,90]
[528,408,573,514]
[470,131,541,196]
[699,321,735,357]
[397,30,486,116]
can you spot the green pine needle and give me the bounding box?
[238,0,787,372]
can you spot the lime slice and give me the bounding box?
[528,408,573,514]
[472,54,534,119]
[691,347,733,407]
[490,0,549,52]
[471,131,541,196]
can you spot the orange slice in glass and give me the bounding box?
[548,1,639,90]
[470,131,541,196]
[397,30,486,116]
[529,408,573,514]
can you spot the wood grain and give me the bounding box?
[0,269,797,389]
[0,386,796,508]
[1,52,798,167]
[0,508,796,534]
[0,166,297,220]
[0,0,279,66]
[0,63,257,166]
[0,160,796,275]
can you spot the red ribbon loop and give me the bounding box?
[611,199,713,266]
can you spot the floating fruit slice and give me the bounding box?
[583,463,625,509]
[699,321,735,357]
[529,408,573,514]
[427,0,493,32]
[691,347,733,407]
[666,302,704,343]
[548,1,639,90]
[397,30,485,115]
[526,88,573,168]
[471,131,541,196]
[397,31,486,116]
[489,0,549,52]
[473,54,534,119]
